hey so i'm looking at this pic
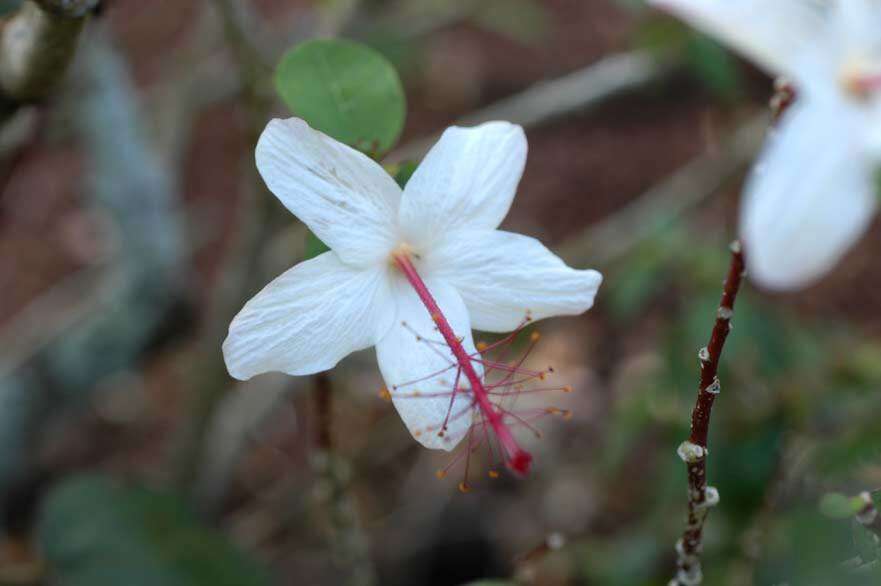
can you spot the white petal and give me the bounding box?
[398,121,527,249]
[649,0,825,81]
[426,230,603,332]
[376,278,480,451]
[256,118,402,267]
[740,98,876,290]
[831,0,881,54]
[223,252,395,380]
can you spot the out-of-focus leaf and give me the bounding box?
[470,0,550,44]
[304,230,330,261]
[576,534,662,585]
[37,475,272,586]
[713,423,782,518]
[756,509,856,586]
[683,34,743,99]
[275,39,406,156]
[820,493,869,520]
[387,160,418,188]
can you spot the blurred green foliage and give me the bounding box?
[592,222,881,584]
[0,0,21,16]
[37,475,272,586]
[632,14,744,100]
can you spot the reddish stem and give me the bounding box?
[673,242,746,585]
[393,253,532,475]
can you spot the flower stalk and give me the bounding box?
[671,241,746,586]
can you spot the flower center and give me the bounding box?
[391,250,533,476]
[840,57,881,99]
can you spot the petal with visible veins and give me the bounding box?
[376,278,479,450]
[223,252,396,380]
[398,121,527,249]
[256,118,403,267]
[427,230,603,332]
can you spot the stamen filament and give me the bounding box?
[393,253,533,475]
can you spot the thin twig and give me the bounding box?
[560,114,767,267]
[387,51,670,163]
[671,242,746,586]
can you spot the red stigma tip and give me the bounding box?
[508,450,533,476]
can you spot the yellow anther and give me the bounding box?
[458,481,472,494]
[563,385,573,393]
[476,341,488,352]
[488,470,500,479]
[436,469,447,479]
[530,331,541,342]
[378,388,392,401]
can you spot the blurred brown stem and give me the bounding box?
[0,0,98,121]
[310,374,376,586]
[172,0,276,495]
[315,373,333,450]
[671,242,746,586]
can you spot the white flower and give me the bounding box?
[650,0,881,289]
[222,118,602,460]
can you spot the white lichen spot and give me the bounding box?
[716,306,734,320]
[698,347,710,363]
[700,486,720,508]
[673,564,703,586]
[703,378,721,395]
[677,441,707,463]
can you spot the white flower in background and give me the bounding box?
[650,0,881,289]
[222,118,602,472]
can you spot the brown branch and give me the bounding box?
[0,0,98,118]
[671,241,746,586]
[314,373,333,451]
[310,374,377,586]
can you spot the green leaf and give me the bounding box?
[37,475,272,586]
[275,39,406,156]
[387,160,418,188]
[820,493,868,520]
[304,230,331,261]
[683,34,743,100]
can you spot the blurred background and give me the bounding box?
[1,0,881,584]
